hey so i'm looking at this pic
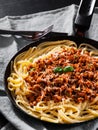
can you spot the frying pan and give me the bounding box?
[4,0,98,127]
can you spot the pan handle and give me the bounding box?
[74,0,96,37]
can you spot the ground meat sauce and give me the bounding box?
[25,47,98,106]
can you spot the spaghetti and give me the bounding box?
[7,40,98,124]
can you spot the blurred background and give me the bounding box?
[0,0,98,18]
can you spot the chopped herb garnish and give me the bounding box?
[53,67,63,73]
[63,66,74,73]
[53,66,74,74]
[30,67,35,71]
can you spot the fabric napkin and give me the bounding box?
[0,4,98,130]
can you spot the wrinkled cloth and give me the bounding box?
[0,4,98,130]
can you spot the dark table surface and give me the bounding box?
[0,0,98,18]
[0,0,98,129]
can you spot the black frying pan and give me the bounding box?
[4,0,98,127]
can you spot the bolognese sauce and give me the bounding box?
[25,47,98,106]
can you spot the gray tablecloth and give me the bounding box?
[0,4,98,130]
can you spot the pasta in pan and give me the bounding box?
[7,40,98,124]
